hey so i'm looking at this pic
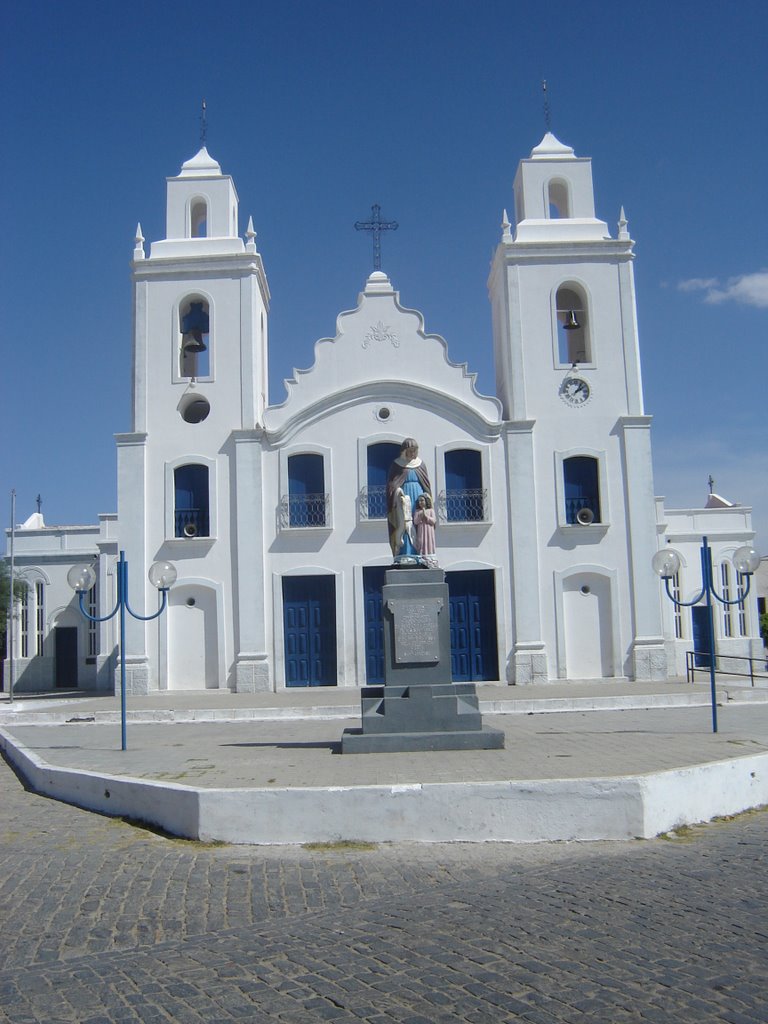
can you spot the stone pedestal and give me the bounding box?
[342,568,504,753]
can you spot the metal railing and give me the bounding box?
[359,485,388,520]
[686,650,768,687]
[279,494,329,529]
[437,488,487,523]
[174,508,209,538]
[565,496,600,524]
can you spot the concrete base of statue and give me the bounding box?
[342,567,504,754]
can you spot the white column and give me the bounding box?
[620,416,669,679]
[233,432,272,691]
[504,421,549,683]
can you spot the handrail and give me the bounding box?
[686,650,768,687]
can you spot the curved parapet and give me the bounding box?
[264,272,501,438]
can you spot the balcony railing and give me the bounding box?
[175,508,209,538]
[565,496,600,524]
[437,488,487,523]
[359,485,388,520]
[280,493,329,529]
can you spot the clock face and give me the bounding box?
[558,376,592,406]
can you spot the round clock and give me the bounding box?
[558,376,592,407]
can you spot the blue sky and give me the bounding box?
[3,0,767,550]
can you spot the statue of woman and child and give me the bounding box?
[386,438,437,565]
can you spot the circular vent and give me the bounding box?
[180,396,210,423]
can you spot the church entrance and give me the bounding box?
[446,570,499,682]
[362,567,499,683]
[282,576,337,687]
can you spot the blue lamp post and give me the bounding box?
[68,550,176,751]
[653,537,760,733]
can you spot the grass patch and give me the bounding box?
[659,804,768,841]
[302,839,378,852]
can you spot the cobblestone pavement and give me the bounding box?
[1,752,766,1023]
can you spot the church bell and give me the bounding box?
[563,310,581,330]
[182,330,206,354]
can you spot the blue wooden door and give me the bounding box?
[283,576,337,686]
[363,566,387,683]
[691,606,712,668]
[446,570,498,682]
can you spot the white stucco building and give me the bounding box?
[5,135,763,694]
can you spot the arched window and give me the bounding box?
[17,573,46,658]
[366,442,400,519]
[563,456,600,524]
[191,199,208,238]
[287,454,326,527]
[35,580,46,656]
[556,284,591,364]
[20,584,30,658]
[179,297,210,378]
[548,179,571,218]
[444,449,484,522]
[174,464,210,537]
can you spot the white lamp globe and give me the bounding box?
[148,561,177,590]
[732,546,760,575]
[67,563,97,592]
[651,548,681,579]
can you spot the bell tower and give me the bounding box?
[488,133,667,683]
[116,148,271,694]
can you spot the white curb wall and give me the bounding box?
[3,726,767,845]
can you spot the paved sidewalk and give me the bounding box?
[5,703,768,788]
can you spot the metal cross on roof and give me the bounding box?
[355,204,398,271]
[200,99,207,146]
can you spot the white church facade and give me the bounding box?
[6,135,763,694]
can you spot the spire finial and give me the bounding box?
[708,474,715,495]
[542,79,551,131]
[36,494,42,514]
[200,98,208,147]
[134,222,145,260]
[618,206,629,240]
[245,216,258,253]
[501,208,512,241]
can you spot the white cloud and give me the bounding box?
[677,270,768,308]
[677,277,718,292]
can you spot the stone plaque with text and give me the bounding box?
[387,597,443,663]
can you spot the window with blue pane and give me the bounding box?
[445,450,484,522]
[366,442,400,519]
[563,456,600,524]
[174,464,210,537]
[288,454,326,527]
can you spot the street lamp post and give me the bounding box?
[68,550,176,750]
[653,537,760,733]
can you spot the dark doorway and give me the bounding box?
[691,606,712,668]
[54,627,78,688]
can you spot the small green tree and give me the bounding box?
[760,612,768,649]
[0,560,28,647]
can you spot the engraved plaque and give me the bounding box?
[386,597,443,663]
